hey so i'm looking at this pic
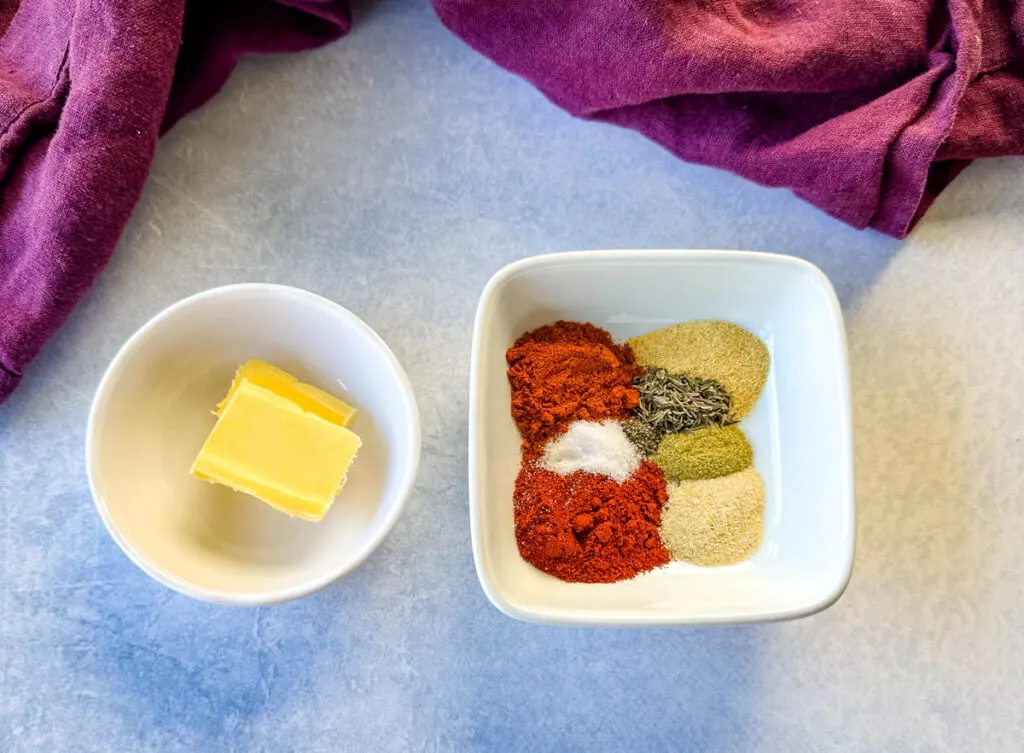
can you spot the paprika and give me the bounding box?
[506,321,640,448]
[513,460,671,583]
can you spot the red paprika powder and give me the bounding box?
[506,321,640,449]
[514,460,670,583]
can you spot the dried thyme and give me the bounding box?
[628,321,770,420]
[632,368,731,434]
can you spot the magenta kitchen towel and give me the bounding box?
[433,0,1024,236]
[0,0,349,403]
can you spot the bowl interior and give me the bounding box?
[89,285,419,603]
[471,252,853,624]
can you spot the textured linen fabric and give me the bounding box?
[0,0,349,403]
[432,0,1024,236]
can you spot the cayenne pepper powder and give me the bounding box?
[506,321,640,448]
[514,460,671,583]
[511,320,622,350]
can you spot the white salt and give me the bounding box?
[539,420,641,483]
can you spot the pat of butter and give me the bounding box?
[192,378,362,522]
[217,359,357,428]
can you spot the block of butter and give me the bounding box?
[191,364,361,522]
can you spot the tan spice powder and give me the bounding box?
[653,425,753,481]
[627,321,769,421]
[660,467,765,566]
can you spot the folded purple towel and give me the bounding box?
[0,0,349,403]
[433,0,1024,235]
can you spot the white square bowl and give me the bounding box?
[469,250,854,626]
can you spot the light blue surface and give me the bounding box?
[2,1,1023,750]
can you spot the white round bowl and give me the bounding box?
[87,284,420,605]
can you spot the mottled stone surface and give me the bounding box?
[2,1,1023,750]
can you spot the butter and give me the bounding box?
[192,377,362,522]
[217,359,356,428]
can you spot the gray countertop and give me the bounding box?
[2,1,1023,750]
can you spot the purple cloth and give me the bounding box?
[0,0,349,403]
[433,0,1024,236]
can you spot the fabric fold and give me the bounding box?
[432,0,1024,237]
[0,0,350,403]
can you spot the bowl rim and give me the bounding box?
[468,249,855,626]
[86,282,421,607]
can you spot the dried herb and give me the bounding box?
[628,321,770,420]
[652,425,753,481]
[632,368,731,434]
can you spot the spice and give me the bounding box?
[633,368,731,434]
[652,425,753,481]
[507,321,640,448]
[621,417,662,456]
[539,420,640,483]
[514,460,671,583]
[660,467,765,566]
[628,321,770,420]
[512,320,622,351]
